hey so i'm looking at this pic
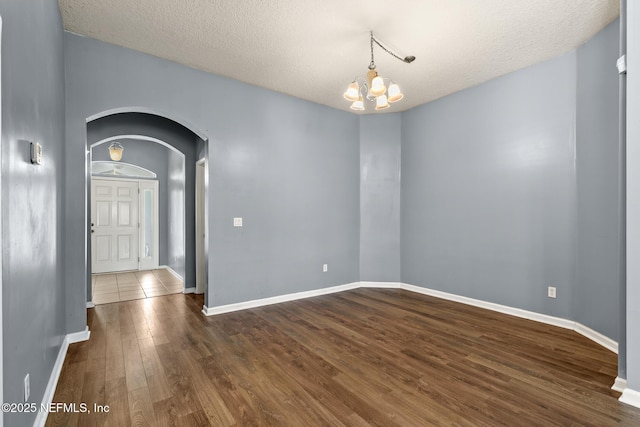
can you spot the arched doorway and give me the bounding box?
[85,111,209,304]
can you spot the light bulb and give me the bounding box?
[375,95,390,110]
[387,83,404,103]
[343,82,360,102]
[350,97,365,111]
[370,76,386,97]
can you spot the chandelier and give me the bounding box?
[343,31,415,111]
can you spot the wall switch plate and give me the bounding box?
[323,264,328,272]
[24,373,30,402]
[233,217,243,227]
[548,286,557,298]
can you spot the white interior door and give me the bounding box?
[91,178,140,273]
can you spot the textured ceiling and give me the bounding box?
[58,0,619,114]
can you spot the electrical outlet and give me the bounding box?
[233,217,243,227]
[548,286,557,299]
[323,264,328,272]
[24,373,30,402]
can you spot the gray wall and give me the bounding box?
[91,139,172,267]
[575,20,621,341]
[0,1,67,426]
[66,23,622,336]
[359,114,401,282]
[64,33,360,319]
[400,21,622,339]
[401,51,578,319]
[87,113,196,288]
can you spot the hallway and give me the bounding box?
[92,269,183,304]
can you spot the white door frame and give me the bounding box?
[195,158,206,294]
[0,15,5,425]
[90,176,159,273]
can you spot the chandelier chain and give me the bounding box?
[369,31,376,70]
[372,34,409,64]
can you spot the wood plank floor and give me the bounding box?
[46,289,640,426]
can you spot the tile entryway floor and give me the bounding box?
[92,268,184,305]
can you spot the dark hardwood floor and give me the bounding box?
[46,289,640,426]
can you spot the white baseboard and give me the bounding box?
[612,376,627,392]
[34,327,91,427]
[400,283,574,330]
[86,301,95,309]
[67,327,91,344]
[159,265,184,281]
[573,322,618,354]
[360,281,403,289]
[620,387,640,409]
[202,282,361,316]
[400,283,618,354]
[201,281,618,354]
[183,287,196,294]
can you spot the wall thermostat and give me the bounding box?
[30,142,42,165]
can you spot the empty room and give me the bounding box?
[1,0,640,426]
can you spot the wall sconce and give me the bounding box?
[108,141,124,161]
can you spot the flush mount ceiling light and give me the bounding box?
[344,31,415,111]
[108,141,124,161]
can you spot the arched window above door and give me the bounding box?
[91,161,157,179]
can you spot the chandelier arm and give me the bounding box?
[356,78,371,99]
